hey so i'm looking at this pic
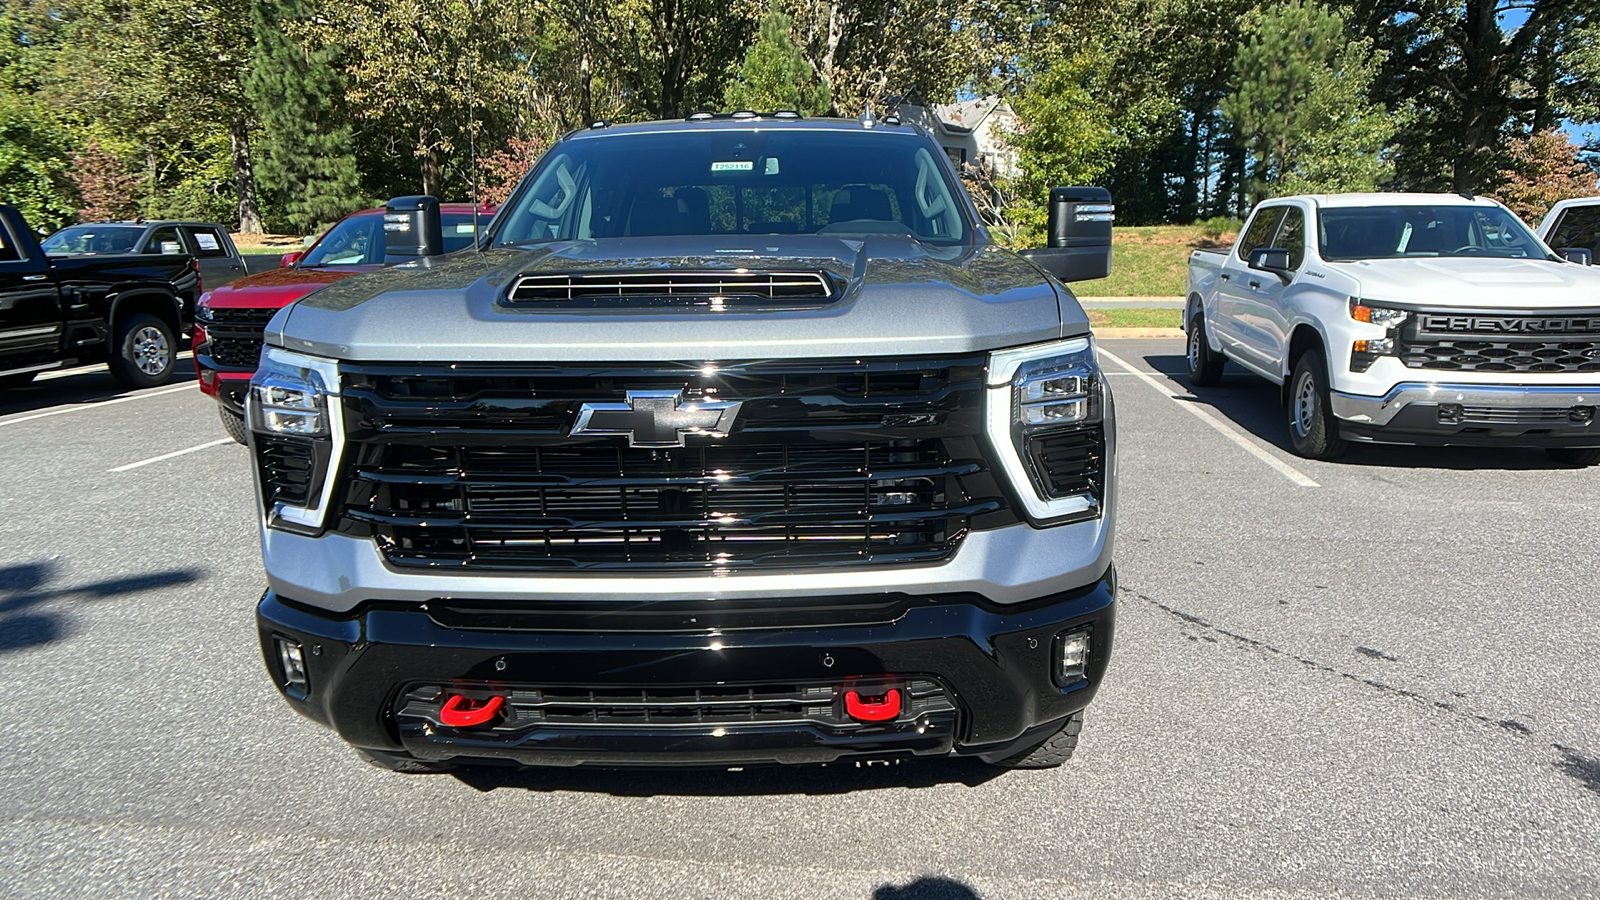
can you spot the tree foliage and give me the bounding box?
[1490,130,1599,222]
[1221,2,1392,202]
[724,7,831,115]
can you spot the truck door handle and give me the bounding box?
[1219,273,1230,282]
[1248,279,1261,289]
[23,274,48,281]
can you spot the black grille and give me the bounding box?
[505,270,837,309]
[1458,406,1593,425]
[333,357,1015,572]
[1400,312,1600,373]
[397,679,956,731]
[256,435,316,508]
[199,307,277,371]
[1025,426,1105,499]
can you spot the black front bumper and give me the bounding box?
[1338,404,1600,448]
[256,571,1116,767]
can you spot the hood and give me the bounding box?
[1336,257,1600,310]
[200,264,380,309]
[269,236,1078,362]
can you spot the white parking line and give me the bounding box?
[0,383,196,428]
[109,438,235,472]
[1098,347,1320,488]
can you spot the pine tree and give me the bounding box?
[723,6,830,115]
[245,0,365,233]
[1220,1,1393,202]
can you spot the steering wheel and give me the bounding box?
[1450,246,1491,256]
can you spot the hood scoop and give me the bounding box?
[502,269,840,311]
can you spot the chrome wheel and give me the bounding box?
[1292,370,1317,437]
[132,326,170,376]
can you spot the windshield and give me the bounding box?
[1319,205,1551,261]
[41,225,144,255]
[494,129,971,246]
[300,212,486,266]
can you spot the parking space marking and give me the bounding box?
[0,383,197,428]
[36,353,194,382]
[1098,347,1320,488]
[109,438,235,472]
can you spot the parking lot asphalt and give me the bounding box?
[1,338,1596,899]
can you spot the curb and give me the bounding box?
[1094,328,1185,338]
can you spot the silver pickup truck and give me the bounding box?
[1186,193,1600,464]
[247,114,1122,772]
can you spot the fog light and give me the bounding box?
[1054,628,1092,687]
[276,637,309,697]
[1438,403,1463,425]
[1353,338,1393,354]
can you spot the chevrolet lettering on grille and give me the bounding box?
[570,390,742,447]
[1420,315,1600,334]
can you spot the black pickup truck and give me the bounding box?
[0,204,201,389]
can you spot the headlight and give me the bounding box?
[986,337,1110,525]
[1350,299,1408,327]
[248,347,344,532]
[195,293,213,318]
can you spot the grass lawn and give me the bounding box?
[1071,224,1236,297]
[1087,308,1183,329]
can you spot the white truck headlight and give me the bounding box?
[247,347,345,532]
[1350,299,1408,328]
[986,337,1110,525]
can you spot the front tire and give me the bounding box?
[1546,447,1600,466]
[992,712,1084,769]
[0,371,37,390]
[1286,348,1348,460]
[109,313,176,389]
[219,405,250,446]
[1186,312,1225,386]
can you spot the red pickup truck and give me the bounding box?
[194,200,493,442]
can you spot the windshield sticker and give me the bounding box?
[711,160,754,172]
[194,233,220,250]
[454,224,478,234]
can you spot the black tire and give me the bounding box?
[355,748,453,774]
[0,371,37,390]
[109,312,176,389]
[993,712,1084,769]
[1546,447,1600,466]
[219,405,250,446]
[1186,311,1225,387]
[1286,348,1348,460]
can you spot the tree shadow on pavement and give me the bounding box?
[1141,352,1590,471]
[873,876,983,899]
[0,354,196,419]
[0,559,203,653]
[447,756,1007,797]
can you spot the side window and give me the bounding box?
[185,226,230,258]
[145,226,184,255]
[0,224,19,262]
[1237,208,1286,261]
[1276,207,1307,269]
[1550,207,1600,255]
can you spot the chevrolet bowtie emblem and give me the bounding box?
[570,391,742,448]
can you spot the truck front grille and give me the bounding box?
[1399,312,1600,373]
[199,307,276,371]
[332,357,1014,572]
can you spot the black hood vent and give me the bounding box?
[503,270,838,310]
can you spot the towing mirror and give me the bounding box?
[1248,248,1293,282]
[1559,247,1593,266]
[1019,186,1114,283]
[383,194,444,258]
[280,250,304,269]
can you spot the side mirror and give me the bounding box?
[384,194,443,258]
[1019,186,1114,283]
[280,250,304,268]
[1559,247,1593,266]
[1249,248,1293,282]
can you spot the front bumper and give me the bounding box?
[256,569,1116,767]
[1331,382,1600,447]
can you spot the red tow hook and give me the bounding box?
[844,688,902,722]
[440,694,505,728]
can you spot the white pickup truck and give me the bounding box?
[1184,192,1600,464]
[1538,197,1600,265]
